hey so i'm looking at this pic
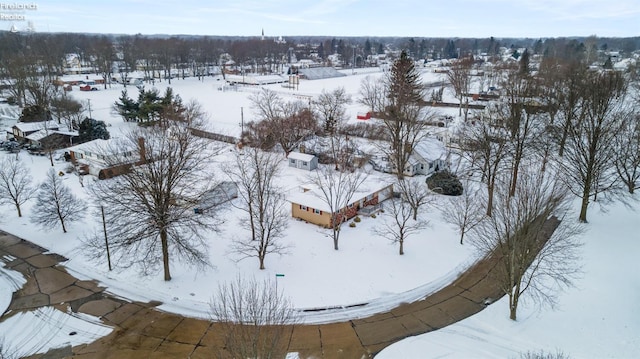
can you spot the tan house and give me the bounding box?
[288,180,393,228]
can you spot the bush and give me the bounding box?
[371,214,377,219]
[426,171,463,196]
[349,222,356,228]
[518,350,570,359]
[353,216,361,223]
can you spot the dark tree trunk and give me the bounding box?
[161,229,171,281]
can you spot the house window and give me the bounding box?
[314,209,321,214]
[299,205,307,211]
[290,159,296,164]
[302,161,308,166]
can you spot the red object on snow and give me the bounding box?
[80,85,97,91]
[357,112,371,120]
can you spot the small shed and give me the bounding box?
[287,151,318,171]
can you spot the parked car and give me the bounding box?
[27,144,46,156]
[2,141,19,151]
[80,85,98,91]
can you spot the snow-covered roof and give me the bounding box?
[413,138,446,162]
[26,129,79,142]
[288,151,315,162]
[66,137,136,155]
[225,74,287,85]
[287,178,392,213]
[13,121,59,133]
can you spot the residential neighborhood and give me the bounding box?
[0,3,639,358]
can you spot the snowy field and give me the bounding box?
[0,68,637,357]
[378,200,640,359]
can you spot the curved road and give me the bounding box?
[1,219,559,358]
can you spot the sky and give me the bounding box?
[2,0,638,38]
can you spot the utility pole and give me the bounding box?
[87,99,92,119]
[101,205,112,271]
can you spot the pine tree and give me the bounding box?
[78,118,110,143]
[382,50,430,180]
[114,89,138,122]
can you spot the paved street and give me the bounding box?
[0,226,524,358]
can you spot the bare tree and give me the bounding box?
[210,276,297,359]
[50,94,84,131]
[247,89,316,154]
[459,112,510,217]
[31,169,87,233]
[469,169,582,320]
[559,71,627,222]
[309,165,368,250]
[0,53,32,107]
[446,55,474,120]
[312,87,352,162]
[374,198,428,255]
[554,60,587,157]
[358,75,386,114]
[499,69,543,197]
[613,114,640,194]
[226,148,289,270]
[91,36,116,89]
[359,51,435,180]
[441,180,485,245]
[89,105,224,281]
[0,157,36,217]
[116,35,139,88]
[396,177,433,220]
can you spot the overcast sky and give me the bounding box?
[6,0,639,38]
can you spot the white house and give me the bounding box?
[370,138,448,177]
[66,138,141,179]
[287,151,318,171]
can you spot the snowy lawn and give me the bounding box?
[0,68,636,357]
[0,68,473,324]
[377,200,640,358]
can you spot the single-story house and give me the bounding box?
[288,180,393,228]
[287,151,318,171]
[12,121,59,142]
[225,74,287,86]
[66,138,142,179]
[25,129,79,149]
[370,138,449,177]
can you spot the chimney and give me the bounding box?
[299,144,305,154]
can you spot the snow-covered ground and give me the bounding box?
[378,200,640,358]
[0,68,637,357]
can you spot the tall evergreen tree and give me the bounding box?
[383,51,432,179]
[78,118,110,143]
